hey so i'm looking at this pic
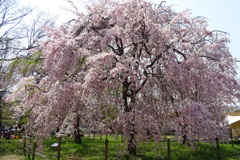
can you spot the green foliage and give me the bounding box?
[2,102,18,127]
[79,56,87,66]
[2,119,16,127]
[7,51,43,78]
[74,56,87,73]
[18,109,32,126]
[7,57,20,78]
[2,105,13,119]
[100,104,118,122]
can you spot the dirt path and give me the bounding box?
[0,155,25,160]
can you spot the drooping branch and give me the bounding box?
[173,48,187,60]
[135,69,148,95]
[147,45,170,68]
[192,30,228,45]
[200,55,220,62]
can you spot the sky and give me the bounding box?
[18,0,240,69]
[163,0,240,66]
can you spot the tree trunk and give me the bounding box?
[74,116,81,144]
[181,124,188,145]
[128,132,137,155]
[0,107,2,139]
[182,135,188,145]
[122,79,137,155]
[0,96,2,139]
[74,131,81,144]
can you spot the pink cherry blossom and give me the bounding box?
[7,0,240,154]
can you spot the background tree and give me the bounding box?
[0,0,32,137]
[1,1,57,138]
[7,10,57,80]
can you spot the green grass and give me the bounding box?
[0,138,24,157]
[1,136,240,160]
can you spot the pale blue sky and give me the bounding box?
[19,0,240,69]
[161,0,240,68]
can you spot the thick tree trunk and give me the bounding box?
[128,132,137,155]
[182,135,187,144]
[181,124,188,145]
[74,131,81,144]
[123,79,137,155]
[74,116,81,144]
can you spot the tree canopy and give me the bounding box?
[6,0,240,154]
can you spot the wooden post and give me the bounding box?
[23,137,26,156]
[167,139,171,160]
[121,133,124,142]
[27,151,30,160]
[57,137,62,160]
[0,106,2,140]
[28,150,31,160]
[28,136,32,160]
[32,142,37,160]
[216,138,220,160]
[230,128,234,147]
[105,139,109,160]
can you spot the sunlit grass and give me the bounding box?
[1,135,240,160]
[0,138,24,157]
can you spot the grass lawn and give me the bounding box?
[1,135,240,160]
[0,138,25,157]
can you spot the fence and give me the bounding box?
[23,136,238,160]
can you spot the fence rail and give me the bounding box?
[22,136,236,160]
